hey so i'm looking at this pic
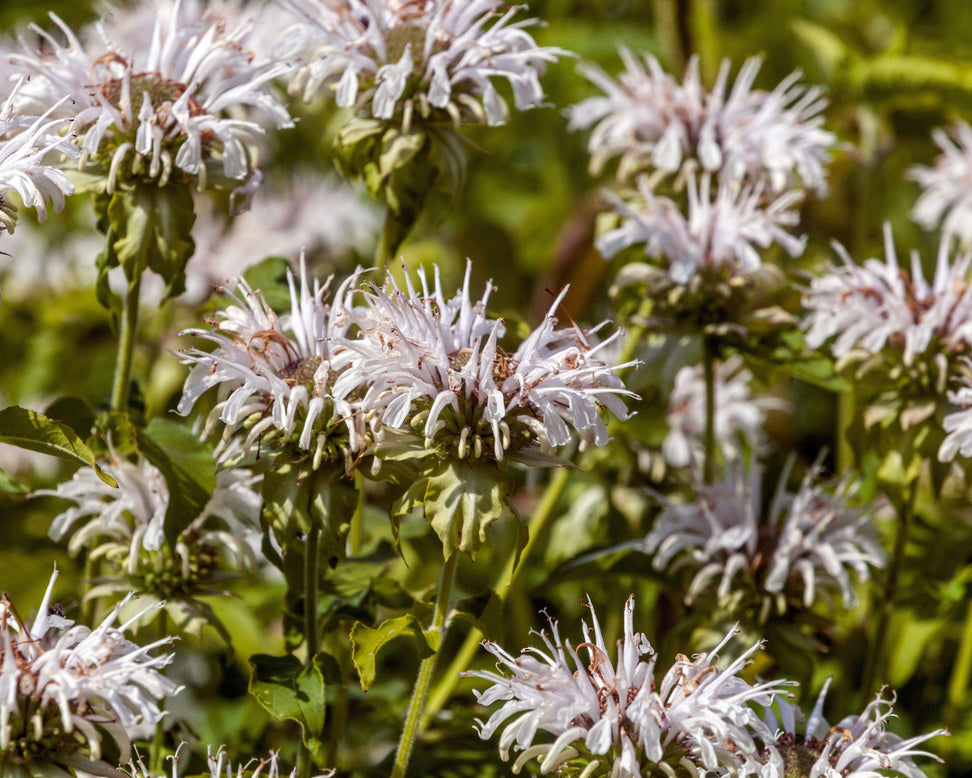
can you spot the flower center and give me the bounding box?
[384,23,428,64]
[98,70,205,121]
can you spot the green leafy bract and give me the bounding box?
[350,614,434,691]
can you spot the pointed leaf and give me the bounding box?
[350,614,433,691]
[248,653,329,752]
[0,406,115,486]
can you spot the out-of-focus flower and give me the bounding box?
[910,121,972,246]
[803,225,972,370]
[644,459,884,611]
[184,174,379,302]
[178,258,366,469]
[0,568,180,776]
[36,453,261,605]
[663,355,784,468]
[0,88,78,234]
[597,172,806,283]
[570,50,834,193]
[465,596,786,777]
[759,678,946,778]
[127,743,319,778]
[940,373,972,461]
[277,0,567,128]
[6,3,291,193]
[344,262,637,463]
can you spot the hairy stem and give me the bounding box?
[109,274,142,413]
[298,526,321,778]
[702,335,717,484]
[862,485,917,702]
[349,470,365,556]
[391,551,459,778]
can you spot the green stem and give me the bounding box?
[391,551,459,778]
[376,207,404,273]
[946,596,972,726]
[702,336,717,484]
[420,467,570,730]
[150,609,169,775]
[109,273,142,413]
[862,485,917,702]
[298,526,320,778]
[349,470,365,556]
[837,384,855,476]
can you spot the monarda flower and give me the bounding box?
[569,50,835,193]
[643,459,884,615]
[663,355,784,469]
[178,258,366,470]
[277,0,566,129]
[0,87,77,234]
[0,568,180,776]
[6,2,292,194]
[598,171,806,285]
[344,262,637,463]
[910,120,972,246]
[759,678,945,778]
[465,596,787,778]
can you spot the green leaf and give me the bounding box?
[887,614,944,687]
[0,466,28,495]
[395,461,512,559]
[136,418,216,548]
[106,185,196,301]
[242,257,293,311]
[248,653,329,752]
[350,614,433,691]
[0,406,115,486]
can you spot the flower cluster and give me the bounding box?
[128,743,321,778]
[344,262,638,462]
[465,596,787,777]
[663,355,784,468]
[803,226,972,371]
[0,87,77,235]
[178,258,365,469]
[910,120,972,246]
[0,568,180,776]
[570,51,835,193]
[4,3,291,193]
[760,678,945,778]
[277,0,567,129]
[180,260,637,468]
[643,459,884,612]
[37,453,261,607]
[597,172,806,283]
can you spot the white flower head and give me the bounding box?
[344,261,638,463]
[910,121,972,245]
[760,678,946,778]
[0,568,181,774]
[570,50,835,193]
[178,257,367,468]
[644,459,885,610]
[0,85,78,234]
[277,0,568,128]
[664,355,785,468]
[803,224,972,369]
[35,453,262,601]
[7,1,292,193]
[465,596,787,777]
[127,743,315,778]
[597,172,806,283]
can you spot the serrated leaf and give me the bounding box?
[350,614,433,691]
[106,186,196,301]
[248,653,329,752]
[394,461,512,559]
[136,418,215,548]
[0,406,115,486]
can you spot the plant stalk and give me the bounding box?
[349,470,365,556]
[298,526,321,778]
[391,551,459,778]
[862,485,917,702]
[946,597,972,725]
[702,335,717,484]
[109,273,142,413]
[420,467,570,730]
